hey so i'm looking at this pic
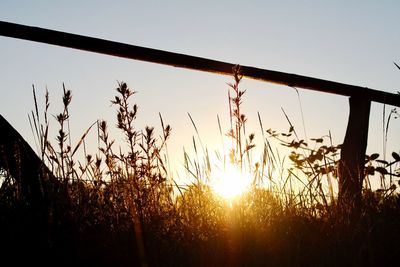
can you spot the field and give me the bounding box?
[1,69,399,267]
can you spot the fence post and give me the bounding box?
[338,96,371,215]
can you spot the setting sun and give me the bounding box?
[210,163,253,200]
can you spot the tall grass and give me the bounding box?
[0,69,399,266]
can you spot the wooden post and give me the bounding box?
[338,97,371,214]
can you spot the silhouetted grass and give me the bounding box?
[0,69,399,267]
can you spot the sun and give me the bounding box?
[211,163,252,200]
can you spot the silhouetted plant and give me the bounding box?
[1,69,399,267]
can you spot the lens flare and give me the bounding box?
[211,163,252,200]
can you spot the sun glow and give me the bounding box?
[211,163,253,200]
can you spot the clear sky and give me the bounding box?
[1,1,399,182]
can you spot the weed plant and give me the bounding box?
[0,68,399,266]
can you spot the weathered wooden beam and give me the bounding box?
[1,21,400,107]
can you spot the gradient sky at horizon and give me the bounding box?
[1,1,399,183]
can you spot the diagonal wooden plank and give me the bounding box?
[1,20,399,107]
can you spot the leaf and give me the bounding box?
[365,166,375,175]
[316,151,323,161]
[392,152,400,161]
[245,144,256,152]
[311,138,324,143]
[370,153,380,160]
[292,141,301,149]
[71,121,97,157]
[375,167,388,175]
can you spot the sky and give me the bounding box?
[0,1,399,184]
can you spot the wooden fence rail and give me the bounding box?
[1,21,399,106]
[1,20,399,211]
